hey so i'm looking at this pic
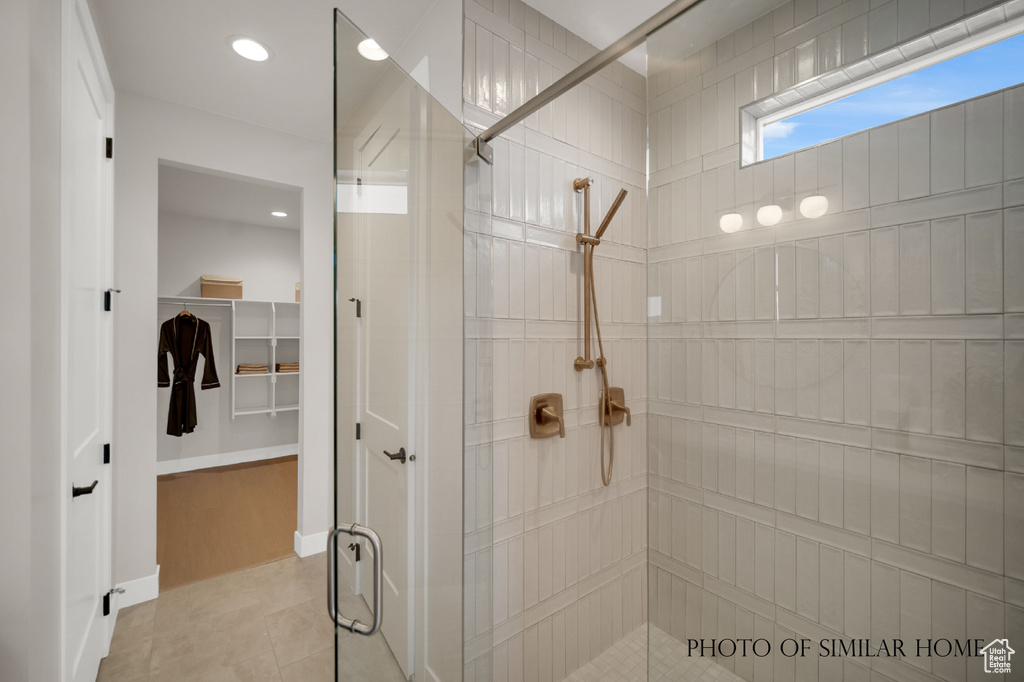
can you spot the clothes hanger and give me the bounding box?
[178,302,195,319]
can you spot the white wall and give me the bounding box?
[113,90,334,587]
[646,0,1024,679]
[158,212,300,301]
[0,0,63,678]
[462,1,650,678]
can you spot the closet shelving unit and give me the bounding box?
[157,295,300,419]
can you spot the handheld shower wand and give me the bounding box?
[573,178,629,486]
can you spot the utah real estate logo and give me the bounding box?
[980,638,1014,674]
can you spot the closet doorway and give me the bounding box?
[155,162,303,590]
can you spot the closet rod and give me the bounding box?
[157,299,233,308]
[471,0,706,163]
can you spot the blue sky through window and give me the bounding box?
[762,32,1024,159]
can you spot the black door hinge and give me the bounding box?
[105,137,113,159]
[348,542,361,562]
[103,443,110,464]
[348,297,361,318]
[104,290,112,311]
[355,423,361,440]
[103,592,110,616]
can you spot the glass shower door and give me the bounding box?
[333,10,465,681]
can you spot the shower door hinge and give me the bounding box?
[348,542,361,562]
[102,588,125,616]
[348,298,361,318]
[105,137,113,159]
[103,443,110,464]
[355,423,361,440]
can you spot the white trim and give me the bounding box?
[112,565,160,612]
[155,443,298,475]
[294,529,329,558]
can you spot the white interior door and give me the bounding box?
[62,0,114,679]
[356,86,416,678]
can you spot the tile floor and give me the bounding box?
[565,624,745,682]
[98,552,405,682]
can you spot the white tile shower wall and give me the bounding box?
[462,1,649,680]
[646,0,1024,680]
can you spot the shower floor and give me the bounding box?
[565,624,745,682]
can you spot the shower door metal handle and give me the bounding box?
[327,523,383,636]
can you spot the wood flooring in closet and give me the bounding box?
[157,455,297,590]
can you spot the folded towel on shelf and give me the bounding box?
[236,363,269,375]
[275,363,299,373]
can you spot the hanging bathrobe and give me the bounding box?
[158,314,220,436]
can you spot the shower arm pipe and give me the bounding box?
[472,0,706,164]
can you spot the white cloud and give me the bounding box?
[763,121,799,139]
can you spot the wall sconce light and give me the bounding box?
[719,213,743,233]
[799,195,828,219]
[756,205,782,226]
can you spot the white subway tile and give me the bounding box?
[900,571,932,673]
[1006,473,1024,581]
[1007,85,1024,181]
[1007,208,1024,312]
[899,115,930,200]
[965,211,1003,314]
[820,339,845,423]
[819,235,844,318]
[931,460,967,564]
[755,339,775,414]
[703,421,720,491]
[931,103,966,195]
[930,216,966,314]
[870,124,899,206]
[778,242,797,320]
[719,512,736,585]
[966,340,1003,443]
[966,593,1005,682]
[845,554,871,638]
[966,466,1003,574]
[796,340,820,420]
[931,582,967,682]
[843,131,870,211]
[819,545,845,633]
[776,435,797,515]
[755,431,776,509]
[871,226,900,317]
[871,340,900,430]
[931,340,966,439]
[704,340,720,408]
[819,442,845,528]
[719,252,737,322]
[845,446,871,536]
[1008,342,1024,447]
[871,450,900,544]
[966,93,1003,188]
[776,340,797,416]
[703,254,719,321]
[796,239,820,319]
[899,455,932,553]
[795,537,819,621]
[736,518,755,593]
[844,339,870,426]
[737,339,755,412]
[899,222,931,316]
[755,523,775,601]
[871,562,900,644]
[754,246,776,320]
[775,531,797,612]
[899,340,931,434]
[795,439,820,521]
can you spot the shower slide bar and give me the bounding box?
[472,0,706,163]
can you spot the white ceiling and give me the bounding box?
[158,164,302,230]
[90,0,782,146]
[89,0,437,143]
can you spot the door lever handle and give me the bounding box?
[384,448,407,464]
[73,480,99,497]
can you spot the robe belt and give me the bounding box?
[172,366,194,386]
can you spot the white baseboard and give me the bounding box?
[294,529,328,558]
[156,443,298,475]
[114,565,160,611]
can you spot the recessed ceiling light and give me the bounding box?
[719,213,743,233]
[357,38,388,61]
[271,211,288,217]
[231,37,270,62]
